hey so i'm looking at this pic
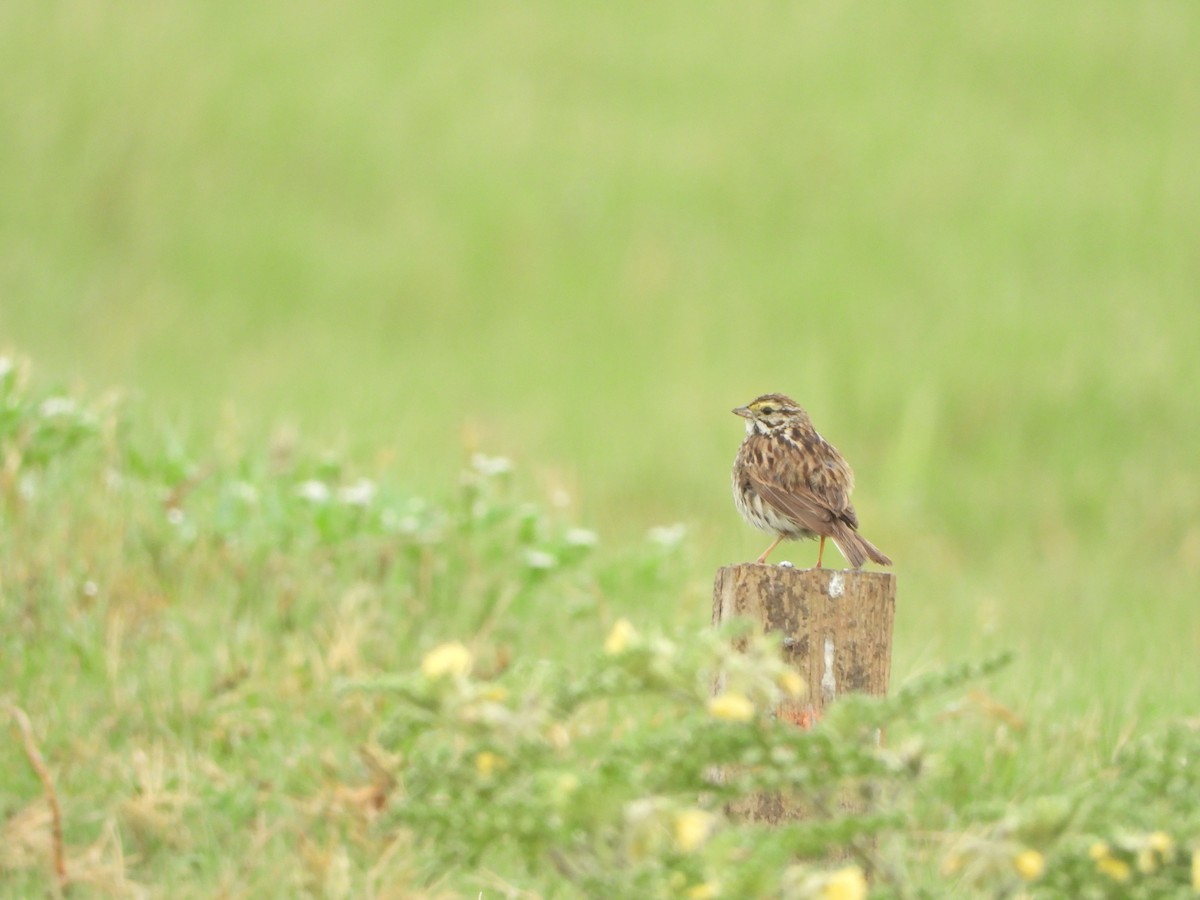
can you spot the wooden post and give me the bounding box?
[712,564,896,823]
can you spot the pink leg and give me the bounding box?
[756,535,784,564]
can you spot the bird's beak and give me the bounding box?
[732,406,751,418]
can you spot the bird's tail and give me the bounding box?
[831,524,893,569]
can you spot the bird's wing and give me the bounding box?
[815,457,859,528]
[747,471,838,534]
[798,435,859,524]
[749,434,860,531]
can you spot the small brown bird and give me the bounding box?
[731,393,892,569]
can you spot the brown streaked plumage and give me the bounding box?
[731,393,892,569]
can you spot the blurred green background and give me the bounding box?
[3,3,1198,717]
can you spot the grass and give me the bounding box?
[2,1,1199,895]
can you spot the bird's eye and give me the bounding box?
[760,406,774,415]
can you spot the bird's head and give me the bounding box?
[732,393,810,435]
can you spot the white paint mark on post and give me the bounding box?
[828,572,845,598]
[821,636,837,702]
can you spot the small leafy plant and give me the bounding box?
[2,354,1198,897]
[351,623,1011,898]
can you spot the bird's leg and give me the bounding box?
[815,536,826,569]
[756,535,784,564]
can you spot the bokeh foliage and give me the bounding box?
[3,369,1197,895]
[2,1,1199,894]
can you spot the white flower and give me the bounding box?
[39,396,77,418]
[524,549,558,570]
[383,499,431,534]
[647,523,687,548]
[166,507,185,526]
[231,481,259,504]
[337,478,376,507]
[624,797,665,825]
[296,480,331,503]
[564,527,598,547]
[395,515,423,534]
[17,474,36,501]
[471,453,512,477]
[0,356,13,380]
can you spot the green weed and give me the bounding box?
[3,360,1197,896]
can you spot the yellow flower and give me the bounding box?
[1192,847,1199,892]
[546,722,571,749]
[1095,855,1131,883]
[1147,831,1173,855]
[1089,841,1111,860]
[708,691,755,722]
[604,618,637,655]
[474,751,503,777]
[551,773,580,803]
[673,809,717,853]
[480,684,508,702]
[1013,849,1045,881]
[777,669,806,698]
[1134,830,1175,873]
[822,866,868,900]
[421,641,472,679]
[686,882,720,899]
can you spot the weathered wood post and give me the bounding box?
[712,564,896,822]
